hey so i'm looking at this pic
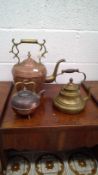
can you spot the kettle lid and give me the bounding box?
[63,78,79,91]
[12,52,46,78]
[14,52,38,69]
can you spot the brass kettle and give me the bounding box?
[10,39,65,91]
[11,81,45,118]
[53,69,90,114]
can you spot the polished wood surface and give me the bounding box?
[0,81,98,170]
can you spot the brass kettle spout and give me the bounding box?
[45,59,65,83]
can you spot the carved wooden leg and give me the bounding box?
[0,135,7,174]
[0,150,7,174]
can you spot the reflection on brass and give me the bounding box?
[35,153,64,175]
[68,152,97,175]
[7,155,31,175]
[10,38,65,91]
[53,69,90,114]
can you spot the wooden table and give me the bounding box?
[0,82,13,172]
[0,81,98,170]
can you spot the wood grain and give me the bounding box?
[0,82,13,120]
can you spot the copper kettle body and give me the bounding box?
[10,39,65,91]
[53,69,90,114]
[11,81,44,118]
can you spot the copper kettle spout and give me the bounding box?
[45,59,65,83]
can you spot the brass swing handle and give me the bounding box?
[61,69,79,74]
[10,38,48,64]
[61,68,86,83]
[21,39,38,44]
[15,81,36,92]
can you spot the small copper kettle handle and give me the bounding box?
[15,81,36,92]
[60,68,86,83]
[10,38,48,64]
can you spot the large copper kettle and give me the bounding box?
[10,39,65,91]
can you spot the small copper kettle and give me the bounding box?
[53,69,90,114]
[11,81,45,118]
[10,39,65,91]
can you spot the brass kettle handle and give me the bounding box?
[21,39,38,44]
[60,68,86,83]
[61,69,79,74]
[10,38,48,64]
[15,81,36,92]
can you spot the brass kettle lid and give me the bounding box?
[58,69,86,92]
[63,78,79,91]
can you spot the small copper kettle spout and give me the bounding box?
[45,59,65,83]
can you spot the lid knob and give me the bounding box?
[27,52,31,59]
[69,78,73,84]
